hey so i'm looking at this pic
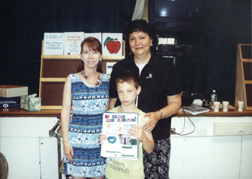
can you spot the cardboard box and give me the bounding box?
[20,94,41,111]
[0,85,28,98]
[0,97,20,108]
[0,108,20,112]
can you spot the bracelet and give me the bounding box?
[62,139,69,143]
[158,110,163,119]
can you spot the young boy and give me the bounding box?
[99,70,154,179]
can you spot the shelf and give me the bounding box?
[235,44,252,110]
[242,59,252,62]
[41,55,124,60]
[39,39,125,109]
[40,78,66,82]
[245,81,252,84]
[41,106,62,110]
[41,55,81,59]
[102,55,125,60]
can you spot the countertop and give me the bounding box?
[1,108,252,117]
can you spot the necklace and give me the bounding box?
[81,71,101,87]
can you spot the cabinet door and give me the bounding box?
[240,135,252,179]
[170,137,185,179]
[170,136,241,179]
[1,137,41,179]
[40,137,59,179]
[183,136,241,179]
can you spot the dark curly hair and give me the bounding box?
[116,70,140,89]
[124,19,158,55]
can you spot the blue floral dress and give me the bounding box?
[63,73,109,178]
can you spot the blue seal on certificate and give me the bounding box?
[107,136,116,144]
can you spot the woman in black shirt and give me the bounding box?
[108,19,181,179]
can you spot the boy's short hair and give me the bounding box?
[116,70,140,89]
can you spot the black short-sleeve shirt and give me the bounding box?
[109,54,181,139]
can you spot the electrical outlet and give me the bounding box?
[171,128,176,134]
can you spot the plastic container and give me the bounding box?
[211,90,217,102]
[210,90,217,109]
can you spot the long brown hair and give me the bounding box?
[77,37,103,72]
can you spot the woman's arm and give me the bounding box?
[61,76,74,163]
[108,98,117,110]
[144,93,181,131]
[99,133,108,145]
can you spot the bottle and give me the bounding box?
[211,90,217,102]
[210,90,217,109]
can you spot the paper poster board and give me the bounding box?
[43,33,63,55]
[106,62,116,78]
[102,33,122,56]
[63,32,84,55]
[84,33,102,43]
[182,105,209,115]
[101,112,139,160]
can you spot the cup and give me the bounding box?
[213,101,220,112]
[222,101,229,112]
[237,101,244,112]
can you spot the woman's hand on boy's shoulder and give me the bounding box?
[141,116,150,128]
[141,115,155,131]
[143,112,160,131]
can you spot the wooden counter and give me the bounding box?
[1,108,252,117]
[0,108,61,117]
[177,108,252,117]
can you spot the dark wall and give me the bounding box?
[0,0,135,94]
[0,0,251,106]
[203,0,251,105]
[158,0,251,105]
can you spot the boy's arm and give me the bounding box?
[141,116,154,154]
[130,116,154,153]
[142,128,154,154]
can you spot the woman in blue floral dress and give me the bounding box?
[61,37,109,179]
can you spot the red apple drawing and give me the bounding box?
[104,37,121,54]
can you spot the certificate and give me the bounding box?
[101,112,139,160]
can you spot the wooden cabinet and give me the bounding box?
[235,44,252,110]
[39,40,125,109]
